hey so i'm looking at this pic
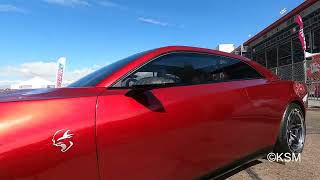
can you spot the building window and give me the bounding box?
[278,41,292,66]
[313,28,320,53]
[292,37,305,63]
[266,48,277,68]
[255,51,266,67]
[306,32,311,53]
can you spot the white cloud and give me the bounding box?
[138,17,169,27]
[43,0,90,7]
[97,0,130,12]
[98,0,122,8]
[64,66,101,84]
[0,4,25,13]
[0,61,102,88]
[0,80,22,89]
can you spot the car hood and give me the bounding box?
[0,88,104,103]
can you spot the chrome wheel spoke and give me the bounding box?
[288,133,295,145]
[286,108,305,152]
[289,123,302,130]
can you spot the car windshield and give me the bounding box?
[68,51,150,87]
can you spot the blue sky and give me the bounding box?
[0,0,304,87]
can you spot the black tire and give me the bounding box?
[274,103,306,154]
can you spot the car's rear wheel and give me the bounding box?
[274,103,306,154]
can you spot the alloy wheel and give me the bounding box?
[286,108,305,153]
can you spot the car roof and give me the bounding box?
[152,46,252,62]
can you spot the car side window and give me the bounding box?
[218,57,264,81]
[113,52,263,88]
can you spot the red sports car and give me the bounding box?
[0,46,307,180]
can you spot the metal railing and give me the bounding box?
[270,61,306,82]
[306,81,320,107]
[269,60,320,107]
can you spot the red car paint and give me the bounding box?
[0,46,305,180]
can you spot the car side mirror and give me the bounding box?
[125,85,153,97]
[125,77,175,97]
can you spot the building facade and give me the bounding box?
[234,0,320,83]
[233,0,320,106]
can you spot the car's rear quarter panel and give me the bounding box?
[0,97,99,180]
[245,79,305,146]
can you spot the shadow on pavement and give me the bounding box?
[217,160,262,179]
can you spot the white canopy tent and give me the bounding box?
[10,77,55,89]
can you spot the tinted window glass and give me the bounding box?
[114,52,263,88]
[68,51,150,87]
[219,57,263,80]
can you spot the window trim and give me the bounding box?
[109,51,266,89]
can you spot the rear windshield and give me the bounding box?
[68,51,149,87]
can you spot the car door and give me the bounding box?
[244,78,294,146]
[216,56,285,151]
[96,52,261,180]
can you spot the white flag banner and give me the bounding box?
[56,57,66,88]
[305,51,320,59]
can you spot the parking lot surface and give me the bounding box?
[226,110,320,180]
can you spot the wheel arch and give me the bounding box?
[273,100,306,154]
[290,100,306,118]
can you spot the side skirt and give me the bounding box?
[197,146,273,180]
